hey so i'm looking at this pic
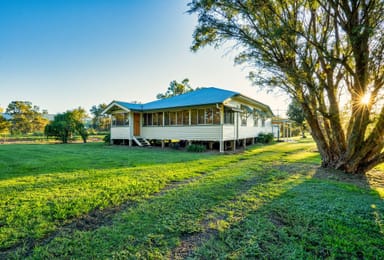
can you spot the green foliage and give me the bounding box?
[0,114,10,134]
[287,99,305,126]
[169,142,181,150]
[45,113,71,143]
[45,108,89,143]
[5,101,48,134]
[188,0,384,173]
[103,133,110,144]
[90,103,111,131]
[156,78,193,99]
[187,143,206,152]
[75,123,89,143]
[256,133,274,144]
[287,99,306,138]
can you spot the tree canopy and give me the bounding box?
[189,0,384,173]
[0,107,10,135]
[45,108,88,143]
[6,101,48,134]
[287,99,306,138]
[156,78,194,99]
[90,103,111,131]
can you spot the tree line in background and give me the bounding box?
[0,101,48,135]
[0,78,194,142]
[0,101,111,143]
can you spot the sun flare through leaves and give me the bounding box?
[360,92,371,106]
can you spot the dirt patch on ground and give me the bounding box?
[313,167,384,190]
[171,230,218,260]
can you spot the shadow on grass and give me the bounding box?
[5,161,383,259]
[0,142,217,180]
[5,158,291,258]
[5,140,381,258]
[190,167,384,259]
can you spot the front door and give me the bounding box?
[134,113,141,136]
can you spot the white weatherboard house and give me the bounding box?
[102,87,274,152]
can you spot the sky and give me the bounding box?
[0,0,290,116]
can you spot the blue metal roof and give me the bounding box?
[114,101,144,111]
[104,87,273,116]
[142,87,239,110]
[110,87,239,112]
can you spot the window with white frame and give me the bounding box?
[152,112,158,126]
[112,113,129,127]
[206,108,213,124]
[213,108,221,124]
[176,111,183,125]
[170,112,177,125]
[262,117,266,127]
[191,109,198,125]
[144,108,221,126]
[241,110,248,126]
[164,112,170,126]
[143,112,164,126]
[224,107,234,124]
[253,110,259,127]
[197,109,205,124]
[183,110,189,125]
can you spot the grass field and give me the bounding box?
[0,140,383,259]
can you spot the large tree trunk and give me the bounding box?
[299,0,384,174]
[308,105,384,174]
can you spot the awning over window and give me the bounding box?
[253,109,267,117]
[224,105,243,112]
[241,104,253,113]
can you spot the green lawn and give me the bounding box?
[0,140,383,259]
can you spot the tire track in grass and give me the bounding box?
[189,169,384,259]
[170,163,314,259]
[169,164,285,259]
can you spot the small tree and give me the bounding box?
[287,99,306,138]
[74,121,88,143]
[45,108,89,143]
[156,78,194,99]
[45,113,72,143]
